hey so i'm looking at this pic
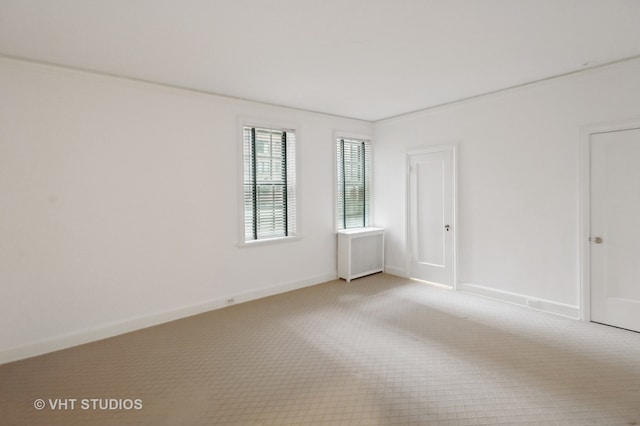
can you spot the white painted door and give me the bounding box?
[590,128,640,332]
[408,147,455,286]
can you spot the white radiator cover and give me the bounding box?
[337,227,384,282]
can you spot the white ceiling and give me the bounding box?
[1,0,640,121]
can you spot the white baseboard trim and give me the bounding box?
[458,282,580,319]
[0,272,337,365]
[384,265,408,278]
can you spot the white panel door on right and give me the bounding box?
[590,127,640,332]
[408,147,455,286]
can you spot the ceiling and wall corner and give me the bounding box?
[1,0,639,121]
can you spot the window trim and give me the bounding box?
[237,118,300,247]
[333,131,374,232]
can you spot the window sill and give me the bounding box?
[237,236,301,248]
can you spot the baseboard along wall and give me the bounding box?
[0,272,337,365]
[383,265,580,320]
[2,270,581,364]
[457,282,580,319]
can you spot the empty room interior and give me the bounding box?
[2,1,640,424]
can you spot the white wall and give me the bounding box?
[0,57,371,362]
[4,55,640,363]
[374,58,640,312]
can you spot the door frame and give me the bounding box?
[405,144,458,289]
[579,118,640,322]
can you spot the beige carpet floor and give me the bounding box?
[2,273,640,425]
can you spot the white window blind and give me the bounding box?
[337,138,372,229]
[243,126,296,241]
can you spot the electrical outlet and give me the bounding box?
[226,298,235,305]
[526,299,541,309]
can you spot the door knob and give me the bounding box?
[444,224,450,231]
[592,237,603,244]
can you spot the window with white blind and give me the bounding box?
[336,137,372,229]
[243,125,296,242]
